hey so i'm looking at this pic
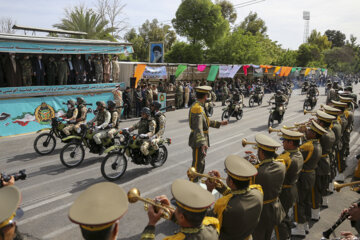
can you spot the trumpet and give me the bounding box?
[282,125,297,130]
[268,127,281,134]
[304,110,316,115]
[187,167,226,187]
[333,180,360,192]
[127,188,175,220]
[242,138,257,147]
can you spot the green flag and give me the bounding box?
[175,64,187,78]
[207,65,219,81]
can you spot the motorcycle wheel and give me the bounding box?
[249,97,255,108]
[34,133,56,155]
[207,107,214,117]
[221,110,230,121]
[60,142,85,168]
[236,110,243,120]
[101,152,128,181]
[150,145,168,168]
[268,113,274,128]
[303,100,311,111]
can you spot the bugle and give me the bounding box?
[333,180,360,192]
[304,110,316,115]
[127,188,175,219]
[242,138,257,147]
[187,167,226,188]
[268,127,281,134]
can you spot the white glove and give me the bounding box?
[139,134,148,138]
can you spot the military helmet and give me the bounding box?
[67,99,76,106]
[107,100,116,109]
[96,101,106,108]
[276,90,282,94]
[151,101,162,110]
[76,97,85,105]
[141,107,151,116]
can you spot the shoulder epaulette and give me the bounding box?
[250,184,263,195]
[190,103,203,114]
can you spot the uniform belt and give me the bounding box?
[191,130,209,134]
[321,154,329,157]
[263,197,278,205]
[301,169,315,173]
[282,184,292,189]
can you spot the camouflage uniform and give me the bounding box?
[94,58,103,83]
[57,59,69,85]
[150,111,166,151]
[131,118,156,156]
[19,58,33,86]
[63,104,87,135]
[107,110,120,139]
[89,110,111,144]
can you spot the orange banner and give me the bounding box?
[279,67,287,77]
[284,67,293,77]
[260,65,273,73]
[134,64,146,88]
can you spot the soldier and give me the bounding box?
[205,155,263,240]
[145,84,153,107]
[339,96,355,154]
[141,179,219,240]
[127,107,156,162]
[150,101,166,152]
[175,82,184,109]
[94,55,103,83]
[276,129,304,240]
[62,99,78,122]
[111,55,120,82]
[63,97,87,136]
[73,54,85,84]
[184,82,190,108]
[111,84,123,110]
[88,101,111,154]
[19,54,33,86]
[326,83,336,104]
[188,86,227,182]
[247,134,285,240]
[57,55,69,85]
[106,100,120,139]
[311,110,336,220]
[46,56,57,85]
[0,185,22,240]
[292,121,326,237]
[68,182,128,240]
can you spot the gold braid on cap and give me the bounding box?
[317,115,333,123]
[281,134,302,140]
[310,124,324,135]
[257,143,278,152]
[226,170,252,181]
[0,212,15,229]
[80,222,114,232]
[176,201,208,213]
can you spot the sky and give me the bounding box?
[0,0,359,50]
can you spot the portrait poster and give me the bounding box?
[149,42,164,63]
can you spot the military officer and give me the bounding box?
[145,84,153,107]
[106,100,120,139]
[63,97,88,136]
[205,155,263,240]
[276,129,304,240]
[188,86,227,182]
[19,54,33,86]
[339,96,354,156]
[63,99,78,122]
[244,134,285,240]
[326,82,338,104]
[292,121,326,237]
[176,82,184,109]
[88,101,111,154]
[0,185,22,240]
[68,182,128,240]
[94,55,103,83]
[311,110,336,220]
[57,55,69,85]
[141,179,219,240]
[150,101,166,151]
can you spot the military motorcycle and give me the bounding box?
[303,94,317,110]
[268,102,286,127]
[59,124,116,168]
[248,90,264,107]
[101,129,171,181]
[221,99,243,121]
[301,84,309,95]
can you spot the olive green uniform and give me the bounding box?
[342,109,353,157]
[188,101,221,181]
[107,110,120,139]
[145,89,153,107]
[94,59,103,83]
[57,59,69,85]
[294,140,322,224]
[253,159,286,240]
[131,118,156,156]
[278,149,304,240]
[331,119,342,180]
[209,185,263,240]
[63,104,87,135]
[19,58,33,86]
[151,112,166,151]
[89,110,111,145]
[338,113,348,172]
[176,84,184,109]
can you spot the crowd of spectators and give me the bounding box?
[0,53,122,87]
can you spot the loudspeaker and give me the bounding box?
[170,75,176,84]
[130,77,136,88]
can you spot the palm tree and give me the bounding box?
[53,5,116,41]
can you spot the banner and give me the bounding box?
[0,92,113,137]
[142,66,167,79]
[304,68,311,76]
[207,65,219,81]
[175,65,187,78]
[273,66,281,76]
[218,65,241,78]
[149,42,164,63]
[197,65,207,72]
[260,65,273,73]
[242,65,250,76]
[157,93,167,113]
[134,64,146,88]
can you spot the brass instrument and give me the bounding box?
[304,110,316,115]
[187,167,226,188]
[268,127,281,134]
[127,188,175,219]
[333,180,360,192]
[242,138,257,147]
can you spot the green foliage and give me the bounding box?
[238,11,267,36]
[215,0,237,24]
[274,49,298,66]
[172,0,229,46]
[307,30,332,51]
[165,42,204,63]
[325,30,346,48]
[324,46,357,73]
[53,5,116,41]
[296,43,321,67]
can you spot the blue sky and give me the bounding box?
[0,0,359,50]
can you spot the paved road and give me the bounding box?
[1,86,360,240]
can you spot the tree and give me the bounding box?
[124,28,147,61]
[296,43,321,67]
[238,12,267,36]
[274,49,298,66]
[325,30,346,48]
[307,30,332,51]
[215,0,237,24]
[165,42,204,63]
[172,0,229,46]
[95,0,127,39]
[54,5,116,41]
[0,17,16,34]
[324,46,356,73]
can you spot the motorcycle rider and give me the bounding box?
[307,83,319,107]
[62,99,78,122]
[227,88,243,111]
[106,100,120,139]
[63,97,88,136]
[150,101,166,152]
[88,101,111,154]
[127,107,156,163]
[269,90,288,119]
